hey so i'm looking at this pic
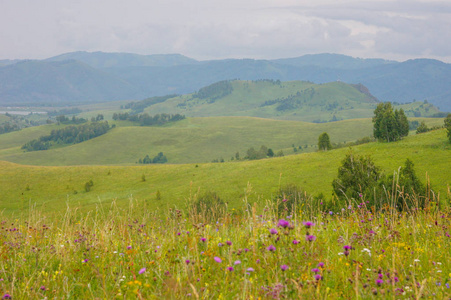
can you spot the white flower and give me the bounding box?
[414,259,420,262]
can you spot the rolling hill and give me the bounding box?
[0,128,448,214]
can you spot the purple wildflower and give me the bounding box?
[214,257,222,263]
[40,286,46,291]
[269,228,278,235]
[234,260,241,265]
[127,245,132,250]
[139,268,146,274]
[303,221,314,229]
[281,265,289,271]
[246,268,255,272]
[314,274,322,281]
[267,245,276,251]
[376,279,384,286]
[2,295,11,300]
[278,219,290,228]
[200,237,206,242]
[306,235,316,242]
[185,259,190,265]
[292,239,299,244]
[317,262,325,268]
[311,268,319,273]
[343,245,352,251]
[227,266,234,272]
[226,241,232,246]
[218,242,223,247]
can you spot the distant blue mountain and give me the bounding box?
[0,52,450,111]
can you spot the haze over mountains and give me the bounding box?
[1,52,450,112]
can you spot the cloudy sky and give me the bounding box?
[1,0,451,62]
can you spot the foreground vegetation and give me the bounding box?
[0,193,449,299]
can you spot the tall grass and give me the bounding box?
[0,188,449,299]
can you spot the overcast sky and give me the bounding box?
[1,0,451,62]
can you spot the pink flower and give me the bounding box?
[139,268,146,274]
[214,257,222,263]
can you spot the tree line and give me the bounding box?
[112,112,185,126]
[22,121,110,151]
[138,152,168,164]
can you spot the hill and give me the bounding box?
[1,52,450,111]
[0,60,140,105]
[0,128,448,214]
[0,117,377,165]
[46,51,198,68]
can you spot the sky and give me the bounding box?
[1,0,451,62]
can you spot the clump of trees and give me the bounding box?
[124,95,178,114]
[112,112,185,126]
[22,121,110,151]
[56,115,87,124]
[244,145,283,160]
[332,151,428,211]
[138,152,168,164]
[372,102,409,142]
[194,80,233,103]
[0,122,20,134]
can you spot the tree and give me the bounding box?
[267,148,274,157]
[373,102,409,142]
[445,113,451,143]
[332,152,382,200]
[318,132,332,151]
[416,121,429,134]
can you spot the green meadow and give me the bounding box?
[1,128,449,215]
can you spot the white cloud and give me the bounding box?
[0,0,450,62]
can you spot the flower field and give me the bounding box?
[0,198,450,299]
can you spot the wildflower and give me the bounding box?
[226,241,232,246]
[292,239,299,244]
[306,235,316,242]
[344,250,350,257]
[269,228,278,235]
[376,279,383,286]
[311,268,319,273]
[343,245,352,251]
[267,245,276,252]
[127,245,132,250]
[185,259,190,265]
[234,260,241,265]
[214,257,222,263]
[329,211,333,215]
[378,273,383,279]
[246,268,254,272]
[317,262,325,268]
[40,286,46,291]
[218,242,223,247]
[314,274,322,281]
[256,259,261,264]
[281,265,288,271]
[282,198,287,202]
[177,232,181,236]
[303,221,314,229]
[278,219,290,228]
[200,237,206,242]
[227,266,234,272]
[2,294,11,299]
[139,268,146,274]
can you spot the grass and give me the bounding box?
[0,128,449,215]
[0,194,449,298]
[142,80,441,122]
[0,116,445,166]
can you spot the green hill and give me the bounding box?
[0,128,449,215]
[138,80,440,122]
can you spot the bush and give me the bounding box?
[188,191,226,222]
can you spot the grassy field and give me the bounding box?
[0,116,445,166]
[0,194,449,298]
[0,128,449,215]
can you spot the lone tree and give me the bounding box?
[373,102,409,142]
[332,152,382,200]
[318,132,332,151]
[445,113,451,143]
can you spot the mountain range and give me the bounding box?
[0,52,450,111]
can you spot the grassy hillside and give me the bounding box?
[140,80,441,122]
[0,116,445,166]
[1,128,449,215]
